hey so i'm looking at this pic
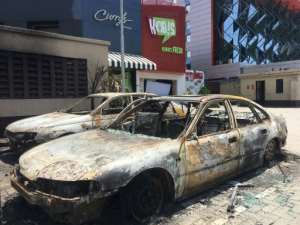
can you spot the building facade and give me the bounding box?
[187,0,300,105]
[0,0,188,95]
[138,2,186,95]
[0,25,110,135]
[0,0,141,54]
[240,60,300,106]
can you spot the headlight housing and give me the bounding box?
[15,166,101,198]
[35,178,101,198]
[20,132,37,141]
[6,131,37,142]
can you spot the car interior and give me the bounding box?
[111,99,269,139]
[113,100,199,139]
[196,102,231,136]
[229,100,260,128]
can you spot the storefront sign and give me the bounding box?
[142,5,186,72]
[94,9,133,30]
[161,46,183,54]
[148,17,176,43]
[185,70,205,94]
[148,17,183,55]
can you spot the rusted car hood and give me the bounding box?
[6,112,89,133]
[19,129,173,181]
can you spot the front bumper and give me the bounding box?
[11,168,109,224]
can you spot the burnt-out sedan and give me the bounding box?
[4,92,154,152]
[11,95,287,224]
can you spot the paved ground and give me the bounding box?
[0,107,300,225]
[265,107,300,156]
[159,154,300,225]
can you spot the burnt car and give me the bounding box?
[11,95,287,224]
[4,92,155,152]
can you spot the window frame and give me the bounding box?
[276,79,283,94]
[0,49,88,99]
[187,99,235,139]
[228,99,267,128]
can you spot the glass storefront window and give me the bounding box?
[214,0,300,65]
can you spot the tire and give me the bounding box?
[264,139,279,164]
[122,174,165,223]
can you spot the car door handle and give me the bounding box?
[228,136,238,143]
[260,129,268,135]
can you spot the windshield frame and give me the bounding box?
[108,99,202,140]
[61,95,109,115]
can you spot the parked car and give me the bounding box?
[11,95,287,224]
[4,92,155,152]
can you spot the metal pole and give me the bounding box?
[120,0,126,92]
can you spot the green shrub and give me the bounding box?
[199,85,211,95]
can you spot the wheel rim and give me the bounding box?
[130,178,164,222]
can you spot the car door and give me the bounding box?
[228,99,270,172]
[183,99,240,196]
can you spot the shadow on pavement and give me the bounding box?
[0,150,18,166]
[1,195,63,225]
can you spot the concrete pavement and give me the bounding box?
[265,107,300,156]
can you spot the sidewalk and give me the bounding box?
[265,107,300,157]
[158,156,300,225]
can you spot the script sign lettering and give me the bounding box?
[94,9,133,30]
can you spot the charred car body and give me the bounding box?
[4,92,154,152]
[11,95,287,224]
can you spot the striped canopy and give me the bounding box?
[108,52,157,70]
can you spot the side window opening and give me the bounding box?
[65,96,106,115]
[230,100,260,128]
[133,95,143,101]
[196,101,231,136]
[103,96,131,115]
[253,106,269,121]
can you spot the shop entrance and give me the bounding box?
[144,79,174,96]
[256,80,265,104]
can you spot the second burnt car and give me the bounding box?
[4,92,155,152]
[11,95,287,224]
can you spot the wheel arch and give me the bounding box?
[267,136,281,150]
[125,167,176,202]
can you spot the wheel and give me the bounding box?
[264,139,279,163]
[122,175,165,223]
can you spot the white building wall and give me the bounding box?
[136,71,186,95]
[188,0,213,70]
[241,59,300,74]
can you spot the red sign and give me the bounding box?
[185,70,204,81]
[258,0,300,11]
[141,5,186,73]
[275,0,300,11]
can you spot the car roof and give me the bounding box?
[88,92,156,98]
[151,94,252,103]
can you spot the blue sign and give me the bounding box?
[81,0,141,54]
[0,0,141,55]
